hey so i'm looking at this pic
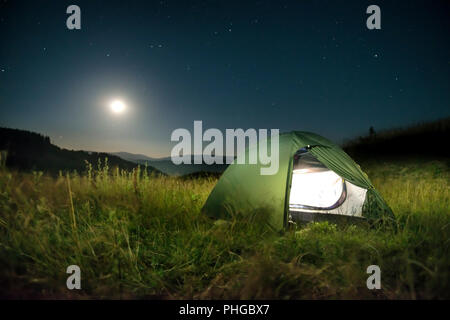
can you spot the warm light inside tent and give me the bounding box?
[293,169,310,174]
[289,169,344,208]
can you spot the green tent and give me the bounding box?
[202,131,394,230]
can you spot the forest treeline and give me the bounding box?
[344,117,450,160]
[0,127,160,174]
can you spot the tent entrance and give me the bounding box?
[288,149,347,213]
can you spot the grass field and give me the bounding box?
[0,158,449,299]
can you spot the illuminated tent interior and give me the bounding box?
[288,149,368,223]
[202,131,394,230]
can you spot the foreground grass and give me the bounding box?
[0,159,448,299]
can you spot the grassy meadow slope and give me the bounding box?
[0,119,449,299]
[0,158,448,299]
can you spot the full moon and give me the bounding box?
[110,100,126,114]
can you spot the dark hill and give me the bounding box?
[343,117,450,161]
[0,127,161,174]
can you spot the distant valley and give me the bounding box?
[111,152,232,176]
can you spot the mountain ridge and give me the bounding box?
[0,127,161,174]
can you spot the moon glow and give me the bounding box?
[110,100,126,114]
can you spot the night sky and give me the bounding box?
[0,0,449,157]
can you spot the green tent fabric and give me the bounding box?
[202,131,394,230]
